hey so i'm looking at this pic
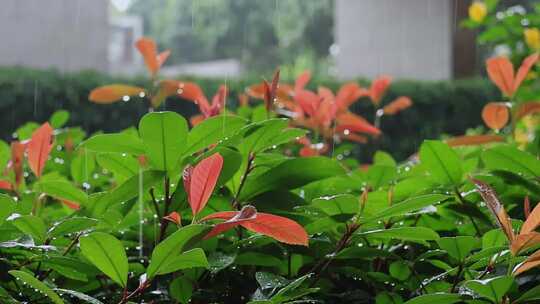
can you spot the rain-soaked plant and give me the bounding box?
[0,36,538,304]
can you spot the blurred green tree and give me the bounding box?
[128,0,334,78]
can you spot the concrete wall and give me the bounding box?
[0,0,109,72]
[335,0,453,80]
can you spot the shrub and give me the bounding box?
[0,66,499,161]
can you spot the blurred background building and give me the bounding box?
[0,0,528,80]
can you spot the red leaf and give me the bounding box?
[446,135,505,147]
[135,37,170,76]
[294,70,311,91]
[184,153,224,216]
[27,123,54,178]
[201,206,309,246]
[482,102,509,130]
[0,180,12,190]
[202,206,257,239]
[514,101,540,122]
[382,97,413,115]
[61,200,80,210]
[241,213,309,246]
[336,112,381,136]
[164,211,181,225]
[10,141,25,187]
[486,56,515,97]
[513,53,539,93]
[369,76,392,105]
[295,90,320,117]
[89,85,145,104]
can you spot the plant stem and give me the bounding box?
[450,263,464,293]
[308,223,360,287]
[158,177,172,242]
[454,188,482,236]
[231,152,256,210]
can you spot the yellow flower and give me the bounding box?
[524,28,540,50]
[469,2,487,23]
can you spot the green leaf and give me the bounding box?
[482,145,540,178]
[367,165,396,189]
[311,194,359,216]
[139,111,188,172]
[95,153,139,182]
[240,157,346,200]
[437,236,477,261]
[234,119,306,153]
[33,180,88,205]
[49,110,70,128]
[70,149,96,184]
[361,227,440,242]
[48,217,98,237]
[208,251,236,274]
[270,274,318,303]
[146,224,209,278]
[9,270,64,304]
[256,272,288,290]
[464,276,514,303]
[236,253,282,267]
[403,293,462,304]
[419,140,463,185]
[185,115,247,156]
[515,284,540,303]
[54,289,104,304]
[91,170,164,215]
[0,194,16,226]
[83,133,145,155]
[374,151,397,167]
[12,215,47,244]
[155,248,208,276]
[169,276,193,304]
[482,229,507,249]
[389,260,411,281]
[366,194,449,222]
[79,232,128,287]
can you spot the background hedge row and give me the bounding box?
[0,67,499,161]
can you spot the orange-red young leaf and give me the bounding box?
[482,102,509,130]
[486,56,515,96]
[513,250,540,275]
[369,75,392,105]
[27,123,54,178]
[202,206,257,239]
[10,141,25,187]
[238,93,249,107]
[89,85,145,104]
[135,37,170,76]
[446,135,505,147]
[184,153,223,216]
[525,196,531,219]
[164,212,181,225]
[511,232,540,255]
[295,90,320,117]
[190,114,206,127]
[471,178,514,242]
[294,70,311,92]
[0,180,12,190]
[178,82,206,103]
[240,213,309,246]
[61,200,80,210]
[383,97,413,115]
[201,206,308,246]
[513,53,539,93]
[336,112,381,136]
[514,101,540,122]
[521,199,540,235]
[336,82,365,111]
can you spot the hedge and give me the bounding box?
[0,67,499,161]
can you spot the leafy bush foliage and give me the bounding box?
[0,37,539,304]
